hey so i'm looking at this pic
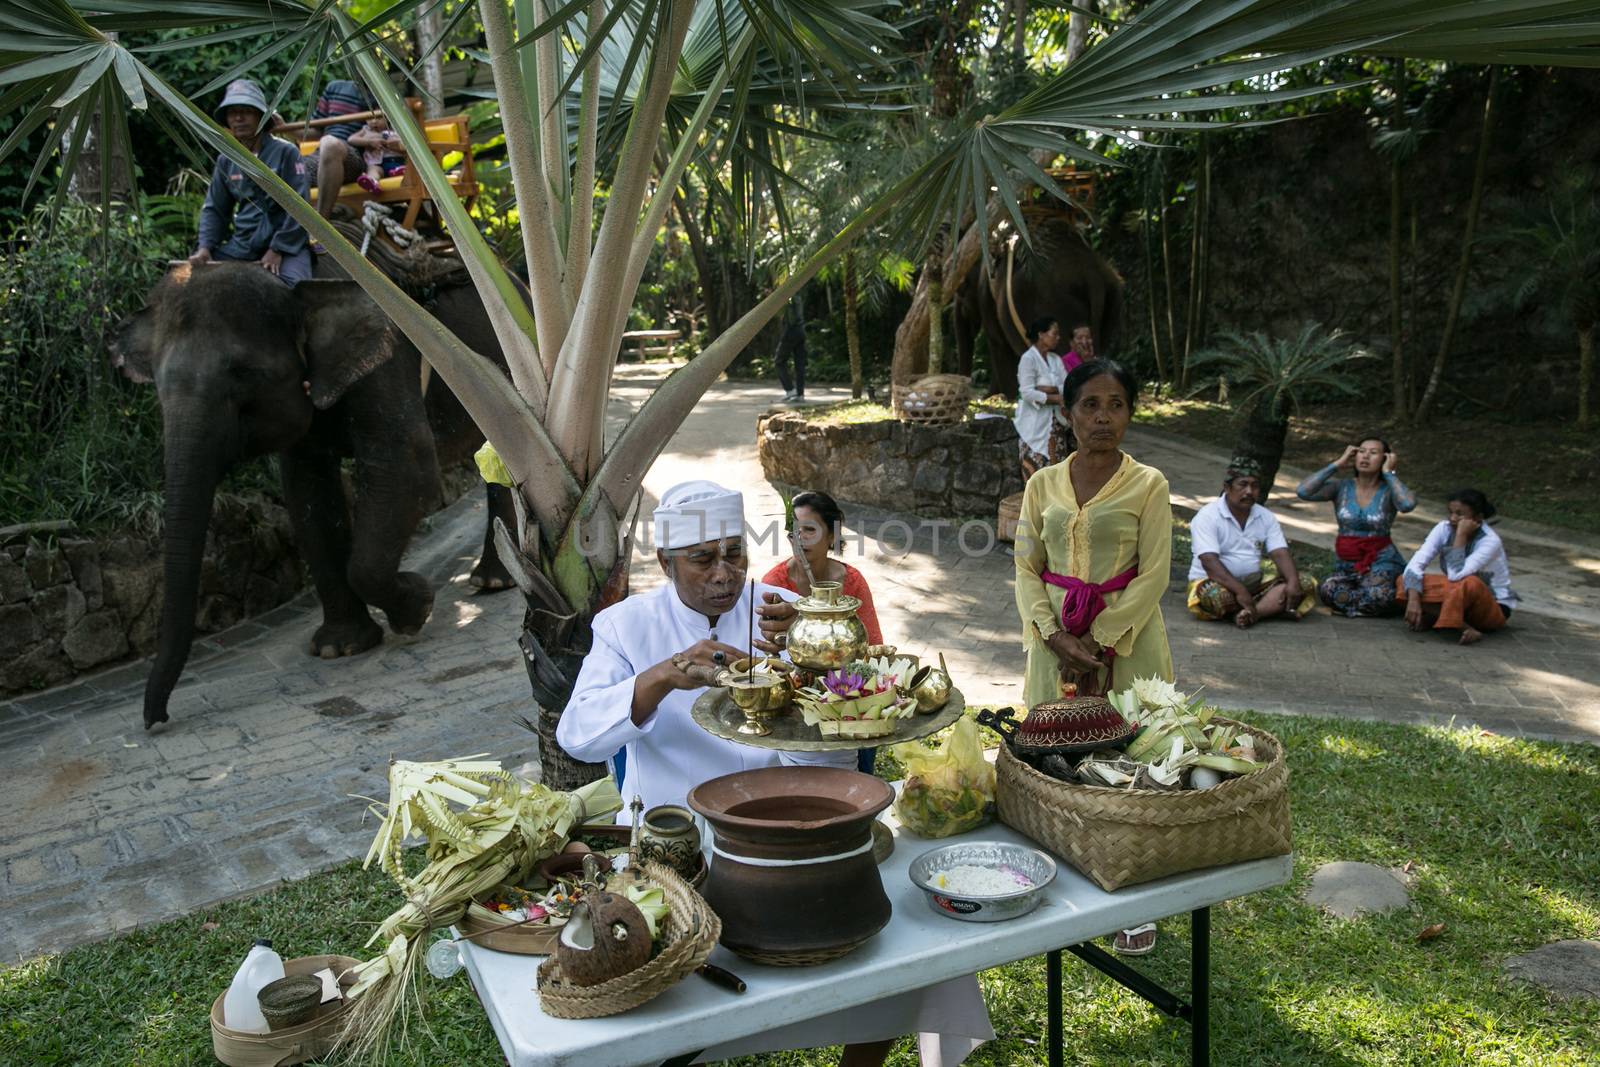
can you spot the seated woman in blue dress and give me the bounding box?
[1296,436,1417,617]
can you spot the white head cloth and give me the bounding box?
[653,480,745,550]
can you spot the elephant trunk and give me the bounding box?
[142,401,230,729]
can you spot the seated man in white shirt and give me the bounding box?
[1186,457,1316,628]
[557,480,993,1067]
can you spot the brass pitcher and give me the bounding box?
[786,580,869,672]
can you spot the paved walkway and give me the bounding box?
[2,366,1597,964]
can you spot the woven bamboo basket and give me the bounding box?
[994,717,1291,892]
[893,374,971,424]
[536,860,720,1019]
[996,491,1024,544]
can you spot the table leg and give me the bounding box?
[1191,907,1210,1067]
[1047,948,1063,1067]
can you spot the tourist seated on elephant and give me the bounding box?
[1398,489,1518,646]
[1296,436,1417,617]
[351,109,407,194]
[1187,457,1316,627]
[190,80,312,286]
[762,490,883,774]
[1013,316,1073,478]
[304,78,372,219]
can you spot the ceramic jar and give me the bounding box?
[638,805,702,881]
[785,581,869,672]
[688,766,893,966]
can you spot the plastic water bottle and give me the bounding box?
[222,939,285,1033]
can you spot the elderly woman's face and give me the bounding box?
[1068,373,1132,452]
[660,537,747,616]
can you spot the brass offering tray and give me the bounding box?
[692,686,966,751]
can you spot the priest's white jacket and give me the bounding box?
[556,580,854,816]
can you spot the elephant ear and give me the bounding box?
[109,305,158,384]
[295,279,397,410]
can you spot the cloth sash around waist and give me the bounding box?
[1335,534,1393,574]
[1039,564,1139,637]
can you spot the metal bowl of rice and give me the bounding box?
[908,841,1057,922]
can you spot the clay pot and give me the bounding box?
[639,804,703,881]
[687,766,894,966]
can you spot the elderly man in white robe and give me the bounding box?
[557,480,993,1067]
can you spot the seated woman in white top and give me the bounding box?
[1398,488,1518,645]
[1012,316,1072,479]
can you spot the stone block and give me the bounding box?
[61,611,130,669]
[23,543,69,588]
[30,584,86,636]
[0,604,42,658]
[59,539,103,610]
[911,462,952,495]
[0,556,31,605]
[0,644,73,692]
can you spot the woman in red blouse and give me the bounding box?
[761,491,883,645]
[763,491,883,774]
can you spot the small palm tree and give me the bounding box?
[1190,323,1373,499]
[1491,176,1600,427]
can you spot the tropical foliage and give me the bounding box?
[1190,322,1372,499]
[8,1,1600,784]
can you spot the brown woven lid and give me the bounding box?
[1018,697,1134,751]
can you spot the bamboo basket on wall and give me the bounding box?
[994,718,1291,891]
[893,374,971,425]
[996,492,1024,544]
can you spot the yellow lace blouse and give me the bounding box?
[1014,451,1174,706]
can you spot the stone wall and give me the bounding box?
[0,494,304,695]
[758,411,1023,518]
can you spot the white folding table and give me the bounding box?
[457,817,1291,1067]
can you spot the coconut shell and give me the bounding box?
[554,891,652,987]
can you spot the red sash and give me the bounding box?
[1335,535,1392,575]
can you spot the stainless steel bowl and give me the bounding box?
[908,841,1057,922]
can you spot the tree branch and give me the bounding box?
[563,0,604,309]
[483,0,570,376]
[546,0,695,480]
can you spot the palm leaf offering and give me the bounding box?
[339,757,620,1060]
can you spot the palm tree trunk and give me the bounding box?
[1580,324,1595,428]
[1388,62,1408,419]
[1160,183,1182,387]
[1417,67,1497,424]
[1235,411,1291,502]
[415,7,446,118]
[926,247,945,375]
[844,251,864,398]
[1182,135,1210,373]
[1142,194,1169,390]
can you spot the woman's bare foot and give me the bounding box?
[1459,625,1484,646]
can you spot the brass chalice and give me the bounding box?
[724,671,792,736]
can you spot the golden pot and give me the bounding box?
[904,663,952,714]
[785,581,869,673]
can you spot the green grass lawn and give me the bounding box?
[3,714,1596,1066]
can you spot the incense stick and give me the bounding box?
[747,578,755,681]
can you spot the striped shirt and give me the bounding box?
[313,79,369,141]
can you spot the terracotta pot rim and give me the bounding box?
[687,767,893,833]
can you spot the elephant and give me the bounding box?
[953,213,1125,398]
[111,259,518,729]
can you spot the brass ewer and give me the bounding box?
[903,653,953,714]
[785,581,869,673]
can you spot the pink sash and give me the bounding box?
[1040,564,1138,636]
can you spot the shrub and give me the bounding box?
[0,200,275,529]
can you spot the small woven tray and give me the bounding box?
[536,861,719,1019]
[995,717,1292,891]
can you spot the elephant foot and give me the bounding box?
[382,572,435,636]
[469,557,517,594]
[309,617,384,659]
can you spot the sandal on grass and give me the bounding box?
[1112,923,1157,956]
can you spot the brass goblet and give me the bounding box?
[724,671,791,736]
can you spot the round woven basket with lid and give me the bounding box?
[535,860,719,1019]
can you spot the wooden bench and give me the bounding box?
[619,329,683,361]
[278,99,479,232]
